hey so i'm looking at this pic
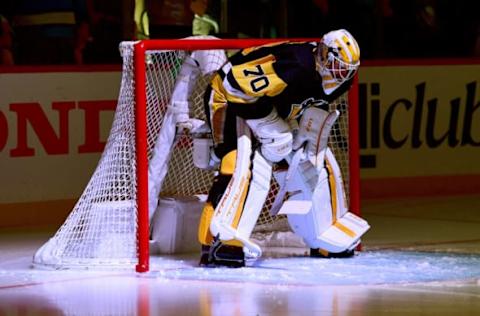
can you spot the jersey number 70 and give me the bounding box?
[243,65,270,92]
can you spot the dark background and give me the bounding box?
[1,0,479,65]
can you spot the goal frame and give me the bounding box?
[133,39,361,272]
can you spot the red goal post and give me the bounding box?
[33,38,360,273]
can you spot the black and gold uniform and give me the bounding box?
[204,41,353,158]
[199,29,362,267]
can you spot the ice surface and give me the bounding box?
[2,246,480,287]
[146,250,480,286]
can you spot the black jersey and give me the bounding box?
[209,41,353,121]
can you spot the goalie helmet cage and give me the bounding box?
[32,38,360,273]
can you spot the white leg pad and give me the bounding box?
[284,148,370,253]
[236,150,272,238]
[209,118,270,258]
[315,212,369,252]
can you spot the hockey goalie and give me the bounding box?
[171,29,370,267]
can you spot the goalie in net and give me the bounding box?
[188,29,370,267]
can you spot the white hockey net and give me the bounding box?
[33,39,353,271]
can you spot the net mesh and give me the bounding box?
[33,40,351,269]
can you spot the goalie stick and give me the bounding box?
[269,146,307,216]
[269,109,340,216]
